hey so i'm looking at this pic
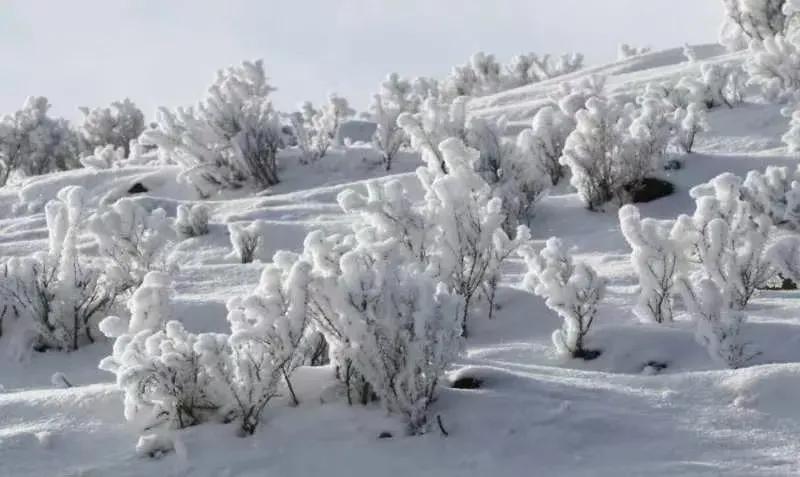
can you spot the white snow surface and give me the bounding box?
[2,47,800,476]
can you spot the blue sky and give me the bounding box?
[0,1,723,119]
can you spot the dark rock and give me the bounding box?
[573,349,602,361]
[664,159,682,170]
[450,376,482,389]
[625,178,674,204]
[644,360,669,373]
[128,182,148,194]
[378,431,393,439]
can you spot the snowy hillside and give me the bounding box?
[3,39,800,476]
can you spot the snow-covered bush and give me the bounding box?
[78,98,145,156]
[330,245,463,434]
[767,234,800,279]
[100,272,221,430]
[720,0,797,51]
[142,60,285,194]
[1,187,119,352]
[672,102,710,153]
[289,94,355,163]
[740,165,800,228]
[398,96,468,174]
[677,277,757,368]
[464,115,548,233]
[675,173,777,308]
[175,204,210,239]
[521,237,606,359]
[370,74,417,170]
[0,96,79,186]
[418,138,525,335]
[618,44,651,60]
[676,63,745,109]
[516,105,573,186]
[619,205,685,323]
[79,145,125,170]
[559,97,631,210]
[225,252,316,407]
[89,198,174,292]
[228,220,268,263]
[503,52,584,90]
[746,32,800,102]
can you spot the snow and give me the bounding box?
[3,43,800,476]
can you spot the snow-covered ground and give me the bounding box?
[3,46,800,476]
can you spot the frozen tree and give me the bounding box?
[677,277,757,368]
[79,145,125,170]
[560,97,630,210]
[78,98,145,156]
[516,106,573,185]
[619,205,685,323]
[370,73,416,170]
[0,96,79,186]
[618,44,651,60]
[504,52,584,89]
[1,187,119,351]
[88,198,174,292]
[672,102,710,153]
[746,33,800,102]
[740,165,800,228]
[417,138,520,335]
[766,234,800,280]
[398,96,468,174]
[521,238,606,359]
[675,173,777,308]
[175,204,210,239]
[783,105,800,150]
[228,220,268,263]
[289,94,354,162]
[720,0,795,51]
[142,60,285,194]
[330,245,463,434]
[225,253,316,407]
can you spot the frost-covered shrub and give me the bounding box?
[672,102,710,153]
[225,252,316,407]
[464,115,548,233]
[747,33,800,102]
[559,97,630,210]
[516,105,573,186]
[100,272,221,431]
[503,52,584,90]
[142,60,285,194]
[675,173,777,308]
[330,246,463,434]
[618,44,651,60]
[89,198,174,292]
[418,138,525,334]
[767,234,800,279]
[740,165,800,228]
[1,187,119,352]
[521,237,606,359]
[721,0,799,51]
[370,74,417,170]
[0,96,79,186]
[677,277,757,368]
[676,63,746,109]
[720,0,796,51]
[289,94,355,163]
[228,220,268,263]
[78,98,145,156]
[175,204,210,239]
[398,96,468,174]
[79,145,125,170]
[619,205,685,323]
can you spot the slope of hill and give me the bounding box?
[2,46,800,476]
